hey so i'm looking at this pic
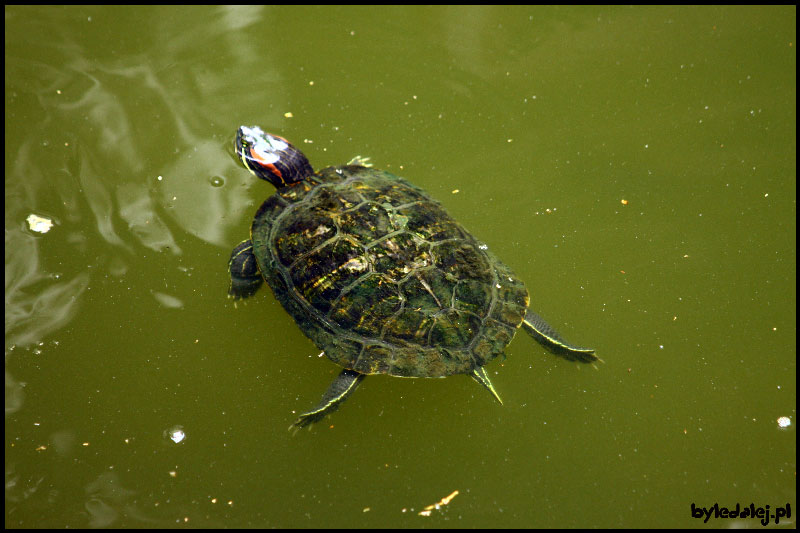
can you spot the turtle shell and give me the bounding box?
[250,164,530,378]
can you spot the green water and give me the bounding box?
[5,5,795,528]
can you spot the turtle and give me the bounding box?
[229,126,596,431]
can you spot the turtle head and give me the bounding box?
[235,126,313,188]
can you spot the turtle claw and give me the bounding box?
[288,419,314,436]
[346,155,372,167]
[470,366,503,405]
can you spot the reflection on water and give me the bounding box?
[5,229,89,349]
[6,6,289,527]
[5,5,282,352]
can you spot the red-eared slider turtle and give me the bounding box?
[229,126,596,431]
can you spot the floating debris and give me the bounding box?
[777,416,791,429]
[26,214,53,233]
[418,490,459,517]
[165,425,186,444]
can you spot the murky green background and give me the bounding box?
[5,5,795,528]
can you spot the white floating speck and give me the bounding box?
[26,214,53,233]
[166,425,186,444]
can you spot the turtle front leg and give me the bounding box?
[228,240,264,299]
[290,368,365,432]
[522,310,597,362]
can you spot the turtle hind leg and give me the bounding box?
[522,310,597,363]
[290,368,365,432]
[228,240,264,299]
[470,366,503,405]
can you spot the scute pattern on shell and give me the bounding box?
[250,165,529,378]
